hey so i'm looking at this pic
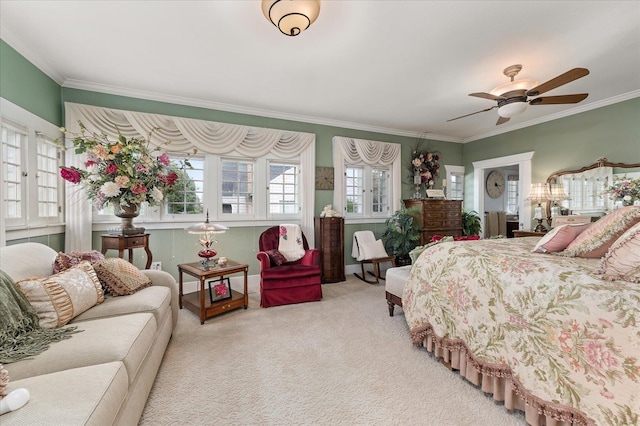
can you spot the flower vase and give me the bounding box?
[113,201,145,235]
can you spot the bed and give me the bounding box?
[403,236,640,425]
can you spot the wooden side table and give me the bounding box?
[101,233,152,269]
[178,260,249,324]
[513,230,546,238]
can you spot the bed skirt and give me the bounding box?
[416,330,594,426]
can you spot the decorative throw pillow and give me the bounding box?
[563,206,640,258]
[92,258,152,296]
[15,261,104,328]
[532,223,591,253]
[265,249,288,267]
[53,250,105,274]
[595,222,640,282]
[359,239,389,260]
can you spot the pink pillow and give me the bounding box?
[595,222,640,282]
[532,223,591,253]
[563,206,640,258]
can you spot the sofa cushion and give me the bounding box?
[265,249,288,266]
[53,250,105,274]
[2,362,128,426]
[72,285,171,329]
[385,265,411,298]
[7,313,157,384]
[261,264,322,280]
[15,261,104,328]
[93,258,152,296]
[359,239,389,260]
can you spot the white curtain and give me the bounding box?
[332,136,402,215]
[64,103,316,251]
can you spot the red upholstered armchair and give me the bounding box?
[256,226,322,308]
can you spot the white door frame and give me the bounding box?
[472,151,535,235]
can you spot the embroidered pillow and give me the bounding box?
[15,261,104,328]
[53,250,105,274]
[595,222,640,282]
[92,258,152,296]
[265,249,288,266]
[359,239,389,260]
[563,206,640,258]
[532,223,591,253]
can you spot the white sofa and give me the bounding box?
[0,242,178,425]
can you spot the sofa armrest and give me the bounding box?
[142,269,178,331]
[256,252,272,270]
[300,248,320,266]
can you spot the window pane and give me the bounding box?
[222,159,254,214]
[2,125,25,220]
[372,168,388,214]
[345,167,363,214]
[167,155,204,215]
[36,138,60,218]
[450,174,464,200]
[269,163,299,214]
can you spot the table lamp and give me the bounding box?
[548,183,571,222]
[526,183,549,233]
[185,211,228,266]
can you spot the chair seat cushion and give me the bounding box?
[262,264,321,281]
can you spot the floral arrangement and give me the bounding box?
[409,145,440,188]
[59,122,184,210]
[605,176,640,205]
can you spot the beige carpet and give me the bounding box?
[140,276,526,425]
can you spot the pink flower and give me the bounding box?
[158,153,171,166]
[105,162,118,174]
[584,340,619,370]
[85,160,96,167]
[131,182,147,194]
[135,164,148,173]
[60,167,82,184]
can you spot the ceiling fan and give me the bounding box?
[448,65,589,125]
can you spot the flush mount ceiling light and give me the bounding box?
[490,65,538,118]
[262,0,321,36]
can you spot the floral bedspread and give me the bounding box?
[404,237,640,425]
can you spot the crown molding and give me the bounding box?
[463,90,640,143]
[62,79,465,144]
[0,31,65,85]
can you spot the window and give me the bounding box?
[269,162,299,214]
[36,134,63,221]
[560,175,608,213]
[345,166,390,217]
[506,176,519,214]
[1,122,25,225]
[167,154,204,215]
[222,159,254,215]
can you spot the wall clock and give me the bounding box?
[486,170,505,198]
[315,167,334,190]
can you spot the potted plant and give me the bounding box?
[382,206,421,265]
[462,209,482,236]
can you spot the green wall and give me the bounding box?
[0,40,62,126]
[462,97,640,210]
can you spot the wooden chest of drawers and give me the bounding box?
[404,199,463,245]
[314,217,345,283]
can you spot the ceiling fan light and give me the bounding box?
[262,0,321,37]
[498,102,528,118]
[490,78,539,97]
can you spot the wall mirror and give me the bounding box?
[545,158,640,222]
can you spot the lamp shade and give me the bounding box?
[548,183,571,201]
[526,183,549,202]
[498,102,528,118]
[185,222,228,235]
[262,0,320,36]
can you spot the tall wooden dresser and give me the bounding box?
[314,217,345,283]
[403,199,463,245]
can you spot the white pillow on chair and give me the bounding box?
[359,239,389,260]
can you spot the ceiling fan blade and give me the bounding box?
[496,116,510,125]
[529,93,589,105]
[469,92,504,101]
[526,68,589,96]
[447,106,497,122]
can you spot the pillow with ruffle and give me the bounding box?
[15,261,104,328]
[265,249,288,266]
[563,206,640,258]
[53,250,105,274]
[532,223,591,253]
[595,221,640,282]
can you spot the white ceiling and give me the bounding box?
[1,1,639,142]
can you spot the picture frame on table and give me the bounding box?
[207,278,232,303]
[426,189,446,199]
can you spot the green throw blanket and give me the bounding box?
[0,270,80,364]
